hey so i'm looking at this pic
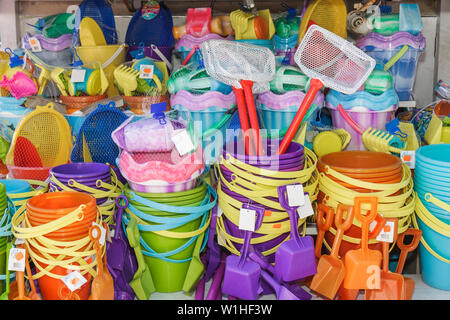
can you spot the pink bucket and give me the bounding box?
[327,105,397,150]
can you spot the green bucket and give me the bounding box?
[0,240,8,295]
[124,182,213,293]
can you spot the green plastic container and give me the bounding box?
[0,240,7,295]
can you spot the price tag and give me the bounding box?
[28,37,42,52]
[14,238,25,245]
[70,68,86,83]
[8,248,26,272]
[139,64,154,79]
[217,205,224,218]
[217,231,226,247]
[286,184,305,207]
[171,129,195,156]
[239,207,256,232]
[91,222,106,246]
[376,221,395,243]
[61,271,87,292]
[297,194,314,219]
[400,151,415,169]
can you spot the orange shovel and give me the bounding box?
[343,197,382,290]
[310,204,354,299]
[315,204,335,259]
[365,218,404,300]
[24,247,40,300]
[396,228,422,300]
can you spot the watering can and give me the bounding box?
[230,9,275,40]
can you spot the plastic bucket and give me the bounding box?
[127,45,173,63]
[60,95,108,114]
[123,95,170,114]
[51,162,111,179]
[416,144,450,168]
[7,165,51,181]
[0,243,7,294]
[1,179,32,210]
[0,103,31,142]
[76,45,127,97]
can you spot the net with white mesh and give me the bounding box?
[201,39,276,93]
[294,24,375,94]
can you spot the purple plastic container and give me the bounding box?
[23,32,72,51]
[126,45,173,62]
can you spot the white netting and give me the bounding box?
[201,39,275,93]
[294,25,375,94]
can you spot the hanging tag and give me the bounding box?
[400,151,415,169]
[139,64,154,79]
[14,238,25,245]
[217,205,224,218]
[70,68,86,83]
[28,37,42,52]
[217,230,226,247]
[239,207,257,232]
[91,222,106,246]
[8,248,26,272]
[286,184,305,207]
[61,271,87,292]
[171,129,195,156]
[376,221,395,243]
[297,193,314,219]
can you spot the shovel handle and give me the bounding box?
[330,204,354,258]
[368,214,386,240]
[354,197,378,253]
[395,229,422,274]
[233,86,255,156]
[315,204,335,258]
[114,196,129,240]
[241,79,264,156]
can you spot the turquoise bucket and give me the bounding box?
[0,179,32,210]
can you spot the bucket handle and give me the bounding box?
[102,44,126,70]
[425,193,450,213]
[337,104,365,135]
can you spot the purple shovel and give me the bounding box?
[274,185,317,282]
[261,269,300,300]
[205,204,222,281]
[221,204,265,300]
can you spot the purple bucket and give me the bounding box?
[126,45,173,63]
[326,104,397,150]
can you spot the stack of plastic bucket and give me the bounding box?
[1,179,33,211]
[356,32,425,101]
[318,151,414,257]
[17,191,98,300]
[122,181,216,293]
[49,163,120,224]
[0,184,10,294]
[216,139,318,262]
[413,144,450,290]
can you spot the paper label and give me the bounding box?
[8,248,26,272]
[239,208,256,232]
[171,129,195,156]
[297,196,314,219]
[217,231,226,247]
[61,271,87,292]
[139,64,154,79]
[286,184,305,207]
[376,221,395,243]
[400,151,415,169]
[70,68,86,83]
[91,222,106,246]
[28,37,42,52]
[14,238,25,245]
[217,205,224,218]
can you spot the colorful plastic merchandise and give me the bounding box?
[11,191,103,300]
[122,181,216,294]
[1,179,48,211]
[215,140,318,260]
[49,163,123,225]
[412,144,450,291]
[0,183,15,295]
[356,32,426,101]
[318,151,415,258]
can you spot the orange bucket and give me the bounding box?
[26,191,96,215]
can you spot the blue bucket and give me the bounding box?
[416,144,450,168]
[415,189,450,218]
[0,179,32,210]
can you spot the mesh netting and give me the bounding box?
[71,103,128,164]
[201,39,275,93]
[294,25,375,94]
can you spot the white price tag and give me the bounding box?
[217,205,224,218]
[61,271,87,292]
[70,68,86,83]
[28,37,42,52]
[239,208,256,232]
[376,221,395,243]
[139,64,154,79]
[297,196,314,219]
[400,151,415,169]
[171,129,195,156]
[217,231,226,247]
[91,222,106,246]
[8,248,26,272]
[14,238,25,245]
[286,184,305,207]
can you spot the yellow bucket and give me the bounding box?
[75,44,127,96]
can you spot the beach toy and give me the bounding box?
[315,204,335,258]
[298,0,347,42]
[221,204,265,300]
[0,72,37,100]
[364,68,393,94]
[270,66,309,94]
[79,17,107,46]
[343,197,382,290]
[230,9,275,40]
[23,33,72,52]
[275,184,316,281]
[174,15,232,39]
[68,67,103,96]
[50,67,69,96]
[131,58,163,92]
[313,129,351,157]
[202,39,276,156]
[400,4,423,36]
[168,66,231,95]
[34,13,74,38]
[278,24,376,155]
[114,64,139,96]
[372,14,399,36]
[76,0,118,44]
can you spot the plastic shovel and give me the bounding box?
[315,204,335,259]
[205,256,226,300]
[310,204,354,299]
[127,217,155,300]
[221,204,265,300]
[182,230,206,294]
[88,224,114,300]
[275,185,316,282]
[261,269,299,300]
[0,242,12,300]
[205,204,221,281]
[396,228,422,300]
[365,218,404,300]
[24,247,40,300]
[343,197,382,290]
[107,196,129,272]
